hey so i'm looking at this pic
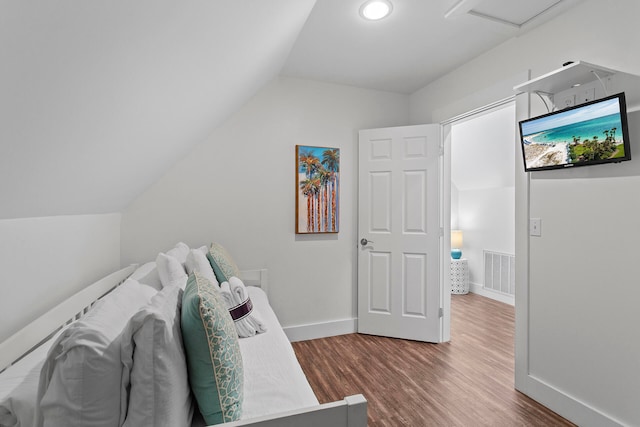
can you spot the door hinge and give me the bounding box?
[439,307,443,318]
[439,227,444,237]
[439,146,444,157]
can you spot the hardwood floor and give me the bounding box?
[292,293,575,426]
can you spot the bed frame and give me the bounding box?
[0,265,367,427]
[0,264,140,372]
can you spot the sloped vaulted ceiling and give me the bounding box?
[0,0,315,219]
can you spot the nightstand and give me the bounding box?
[450,258,469,294]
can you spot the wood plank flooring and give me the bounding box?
[292,293,575,426]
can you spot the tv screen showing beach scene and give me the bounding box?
[519,92,631,171]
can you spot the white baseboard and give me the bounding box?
[519,374,625,427]
[469,282,514,306]
[284,318,357,342]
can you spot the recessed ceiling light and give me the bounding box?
[359,0,393,21]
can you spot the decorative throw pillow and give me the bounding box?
[36,279,157,427]
[181,272,243,425]
[121,285,193,427]
[185,249,219,287]
[206,242,240,283]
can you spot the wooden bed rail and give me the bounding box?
[222,394,367,427]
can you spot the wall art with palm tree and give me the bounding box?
[296,145,340,234]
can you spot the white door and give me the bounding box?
[358,124,446,342]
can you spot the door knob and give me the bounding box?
[360,238,374,246]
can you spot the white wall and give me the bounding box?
[529,110,640,425]
[410,1,640,425]
[450,183,460,229]
[121,77,410,333]
[0,214,121,342]
[457,187,514,283]
[451,104,515,293]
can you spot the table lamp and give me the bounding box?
[451,230,463,259]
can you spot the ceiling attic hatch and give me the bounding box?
[445,0,574,29]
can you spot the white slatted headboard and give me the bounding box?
[0,264,138,372]
[0,266,268,373]
[239,268,269,296]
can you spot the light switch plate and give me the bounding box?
[530,218,542,237]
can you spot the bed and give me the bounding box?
[0,243,366,427]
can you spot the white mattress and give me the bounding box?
[238,287,319,420]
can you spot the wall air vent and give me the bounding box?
[483,250,515,296]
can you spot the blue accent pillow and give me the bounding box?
[206,242,240,283]
[181,272,243,424]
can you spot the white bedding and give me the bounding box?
[0,270,319,427]
[238,287,318,420]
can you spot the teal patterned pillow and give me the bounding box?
[206,242,240,283]
[181,272,243,424]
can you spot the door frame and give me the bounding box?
[441,96,517,320]
[407,68,580,419]
[441,124,452,342]
[439,91,528,387]
[440,94,519,344]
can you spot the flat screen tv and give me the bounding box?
[519,92,631,172]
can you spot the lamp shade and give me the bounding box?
[451,230,463,259]
[451,230,463,249]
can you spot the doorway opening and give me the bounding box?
[448,100,516,306]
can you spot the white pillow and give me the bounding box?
[129,261,162,291]
[156,252,187,288]
[185,249,219,286]
[121,285,193,427]
[36,279,156,427]
[166,242,190,266]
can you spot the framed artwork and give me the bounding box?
[296,145,340,234]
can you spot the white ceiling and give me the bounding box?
[0,0,584,219]
[0,0,315,219]
[283,0,583,94]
